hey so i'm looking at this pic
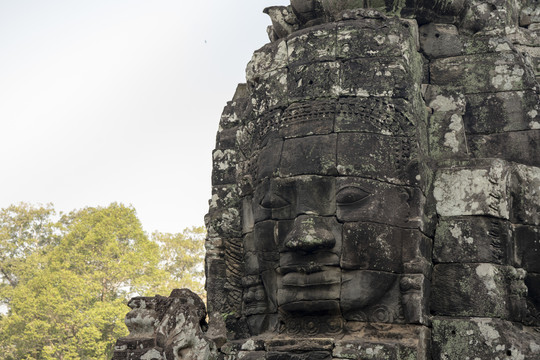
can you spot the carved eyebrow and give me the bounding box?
[336,186,370,205]
[260,192,290,209]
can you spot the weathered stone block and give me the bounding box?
[219,85,249,130]
[335,97,416,136]
[336,177,424,229]
[246,314,279,335]
[279,100,336,139]
[206,207,242,238]
[287,61,340,102]
[463,90,540,134]
[210,185,242,214]
[336,17,414,59]
[115,338,156,351]
[251,180,272,223]
[425,86,468,160]
[433,217,512,264]
[239,339,266,352]
[266,351,331,360]
[469,130,540,168]
[242,199,255,235]
[419,23,462,58]
[429,112,469,159]
[425,85,467,115]
[338,57,418,98]
[266,338,334,352]
[337,133,417,185]
[419,23,519,58]
[400,274,430,325]
[237,351,266,360]
[127,349,162,360]
[111,351,127,360]
[257,138,283,180]
[526,273,540,325]
[252,221,278,253]
[253,176,336,220]
[279,314,344,335]
[287,24,337,65]
[460,0,522,34]
[334,324,430,359]
[334,340,398,359]
[246,39,288,81]
[280,134,337,176]
[433,160,511,218]
[516,44,540,77]
[510,164,540,225]
[249,68,289,116]
[515,225,540,272]
[431,263,514,318]
[432,317,540,360]
[341,270,401,322]
[216,126,241,150]
[341,222,403,272]
[251,109,283,150]
[212,149,239,185]
[402,231,433,276]
[430,53,537,93]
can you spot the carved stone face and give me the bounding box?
[204,0,540,355]
[242,97,429,332]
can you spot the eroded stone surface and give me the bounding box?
[117,1,540,359]
[202,1,540,358]
[432,317,540,359]
[113,289,217,360]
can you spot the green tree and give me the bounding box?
[0,203,206,360]
[152,226,206,297]
[0,203,59,297]
[51,204,162,301]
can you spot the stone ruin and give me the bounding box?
[113,0,540,359]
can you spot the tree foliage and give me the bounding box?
[152,227,206,296]
[0,203,206,360]
[0,203,59,294]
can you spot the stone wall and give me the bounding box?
[114,1,540,359]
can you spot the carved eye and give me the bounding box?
[336,186,370,205]
[260,193,290,209]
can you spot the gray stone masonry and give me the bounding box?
[114,1,540,359]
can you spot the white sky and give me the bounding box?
[0,0,289,234]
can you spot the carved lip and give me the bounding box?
[281,266,341,286]
[279,252,340,274]
[280,263,324,274]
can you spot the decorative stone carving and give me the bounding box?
[116,0,540,359]
[112,289,217,360]
[206,3,433,355]
[203,0,540,358]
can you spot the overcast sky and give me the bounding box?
[0,0,289,234]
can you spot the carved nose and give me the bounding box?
[284,215,335,252]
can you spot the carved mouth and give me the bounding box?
[281,266,341,286]
[279,252,340,274]
[280,263,323,274]
[277,268,341,307]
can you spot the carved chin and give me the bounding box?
[244,302,270,316]
[279,299,341,315]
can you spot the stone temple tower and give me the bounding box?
[114,1,540,359]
